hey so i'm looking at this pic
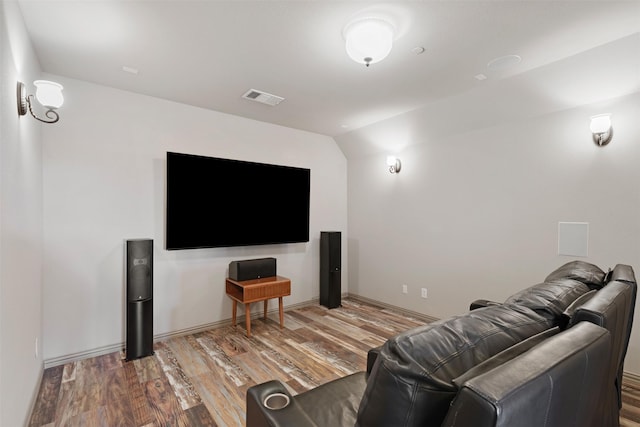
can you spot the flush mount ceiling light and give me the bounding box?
[487,54,522,71]
[344,17,395,67]
[590,114,613,147]
[17,80,64,124]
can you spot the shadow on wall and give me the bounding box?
[348,238,360,295]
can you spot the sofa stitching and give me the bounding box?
[543,375,553,427]
[402,381,419,426]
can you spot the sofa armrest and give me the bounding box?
[246,380,318,427]
[366,346,382,376]
[469,299,501,310]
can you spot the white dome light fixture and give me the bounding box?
[344,18,395,67]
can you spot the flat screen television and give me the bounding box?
[166,152,310,250]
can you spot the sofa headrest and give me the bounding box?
[569,281,635,327]
[504,279,590,321]
[356,304,554,427]
[606,264,637,285]
[544,260,606,289]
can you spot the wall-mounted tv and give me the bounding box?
[166,152,310,250]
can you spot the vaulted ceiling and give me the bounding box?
[18,1,640,137]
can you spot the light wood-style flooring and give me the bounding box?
[28,298,640,426]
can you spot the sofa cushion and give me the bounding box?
[504,278,590,321]
[296,372,367,427]
[545,260,606,289]
[355,304,554,427]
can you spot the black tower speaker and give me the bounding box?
[126,239,153,360]
[320,231,341,309]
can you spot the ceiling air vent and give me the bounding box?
[242,89,284,106]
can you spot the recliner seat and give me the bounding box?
[245,261,636,427]
[356,304,555,427]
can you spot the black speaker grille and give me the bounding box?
[229,257,277,281]
[127,239,153,301]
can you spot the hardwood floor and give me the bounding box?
[623,375,640,427]
[28,298,640,427]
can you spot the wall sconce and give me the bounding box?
[590,114,613,147]
[344,17,395,67]
[17,80,64,124]
[386,156,401,174]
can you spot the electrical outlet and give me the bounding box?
[421,288,428,299]
[402,284,408,294]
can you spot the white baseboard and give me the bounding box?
[44,342,125,369]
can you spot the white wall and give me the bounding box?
[41,76,347,362]
[336,90,640,374]
[0,1,45,425]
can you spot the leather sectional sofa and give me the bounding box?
[246,261,636,427]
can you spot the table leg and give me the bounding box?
[264,300,268,320]
[279,297,284,329]
[232,300,237,326]
[245,303,251,337]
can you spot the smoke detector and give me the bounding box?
[242,89,284,106]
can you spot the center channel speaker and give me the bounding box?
[126,239,153,361]
[229,257,277,281]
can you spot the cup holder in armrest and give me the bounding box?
[263,393,290,410]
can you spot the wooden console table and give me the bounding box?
[225,275,291,337]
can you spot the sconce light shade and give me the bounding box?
[590,114,613,146]
[17,80,64,124]
[345,18,394,67]
[34,80,64,109]
[386,156,401,174]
